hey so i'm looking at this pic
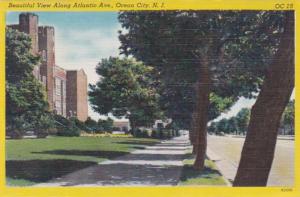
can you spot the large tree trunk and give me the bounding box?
[129,118,138,137]
[190,112,198,154]
[233,11,294,186]
[193,58,211,170]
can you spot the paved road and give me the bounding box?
[207,135,294,186]
[36,136,191,186]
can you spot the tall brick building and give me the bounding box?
[38,26,56,110]
[66,70,88,121]
[7,12,88,121]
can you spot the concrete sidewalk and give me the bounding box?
[36,136,192,187]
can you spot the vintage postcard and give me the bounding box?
[0,0,299,197]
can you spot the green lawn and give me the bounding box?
[179,155,227,186]
[6,136,159,186]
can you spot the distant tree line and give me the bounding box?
[280,100,294,135]
[208,100,294,136]
[208,108,250,135]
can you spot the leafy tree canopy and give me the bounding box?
[89,57,162,128]
[118,11,285,129]
[6,28,50,135]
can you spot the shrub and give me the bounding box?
[7,130,24,139]
[151,129,158,138]
[55,115,81,137]
[56,124,80,137]
[74,118,89,132]
[165,129,172,139]
[6,116,29,139]
[130,128,154,138]
[141,129,150,138]
[95,130,105,134]
[34,114,55,138]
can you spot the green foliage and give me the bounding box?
[118,11,285,130]
[89,57,162,130]
[6,116,29,139]
[5,28,40,83]
[68,116,115,134]
[216,119,229,134]
[6,28,50,138]
[236,108,251,134]
[53,114,70,127]
[84,117,98,132]
[179,159,227,186]
[71,116,115,133]
[226,117,238,134]
[207,122,218,134]
[54,115,80,137]
[56,119,80,137]
[209,93,237,121]
[150,129,158,138]
[208,108,250,135]
[34,113,55,138]
[98,118,114,132]
[283,100,294,125]
[74,118,89,132]
[132,128,150,138]
[281,100,294,135]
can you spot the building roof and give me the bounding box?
[20,12,38,17]
[66,69,87,76]
[113,121,129,127]
[55,65,66,71]
[38,25,54,29]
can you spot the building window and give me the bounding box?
[62,80,66,96]
[55,100,61,115]
[61,80,66,117]
[55,78,61,96]
[42,50,47,61]
[42,76,46,86]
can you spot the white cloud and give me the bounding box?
[54,24,122,120]
[55,24,121,84]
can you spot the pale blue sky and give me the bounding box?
[6,12,294,122]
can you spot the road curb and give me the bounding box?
[206,147,232,186]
